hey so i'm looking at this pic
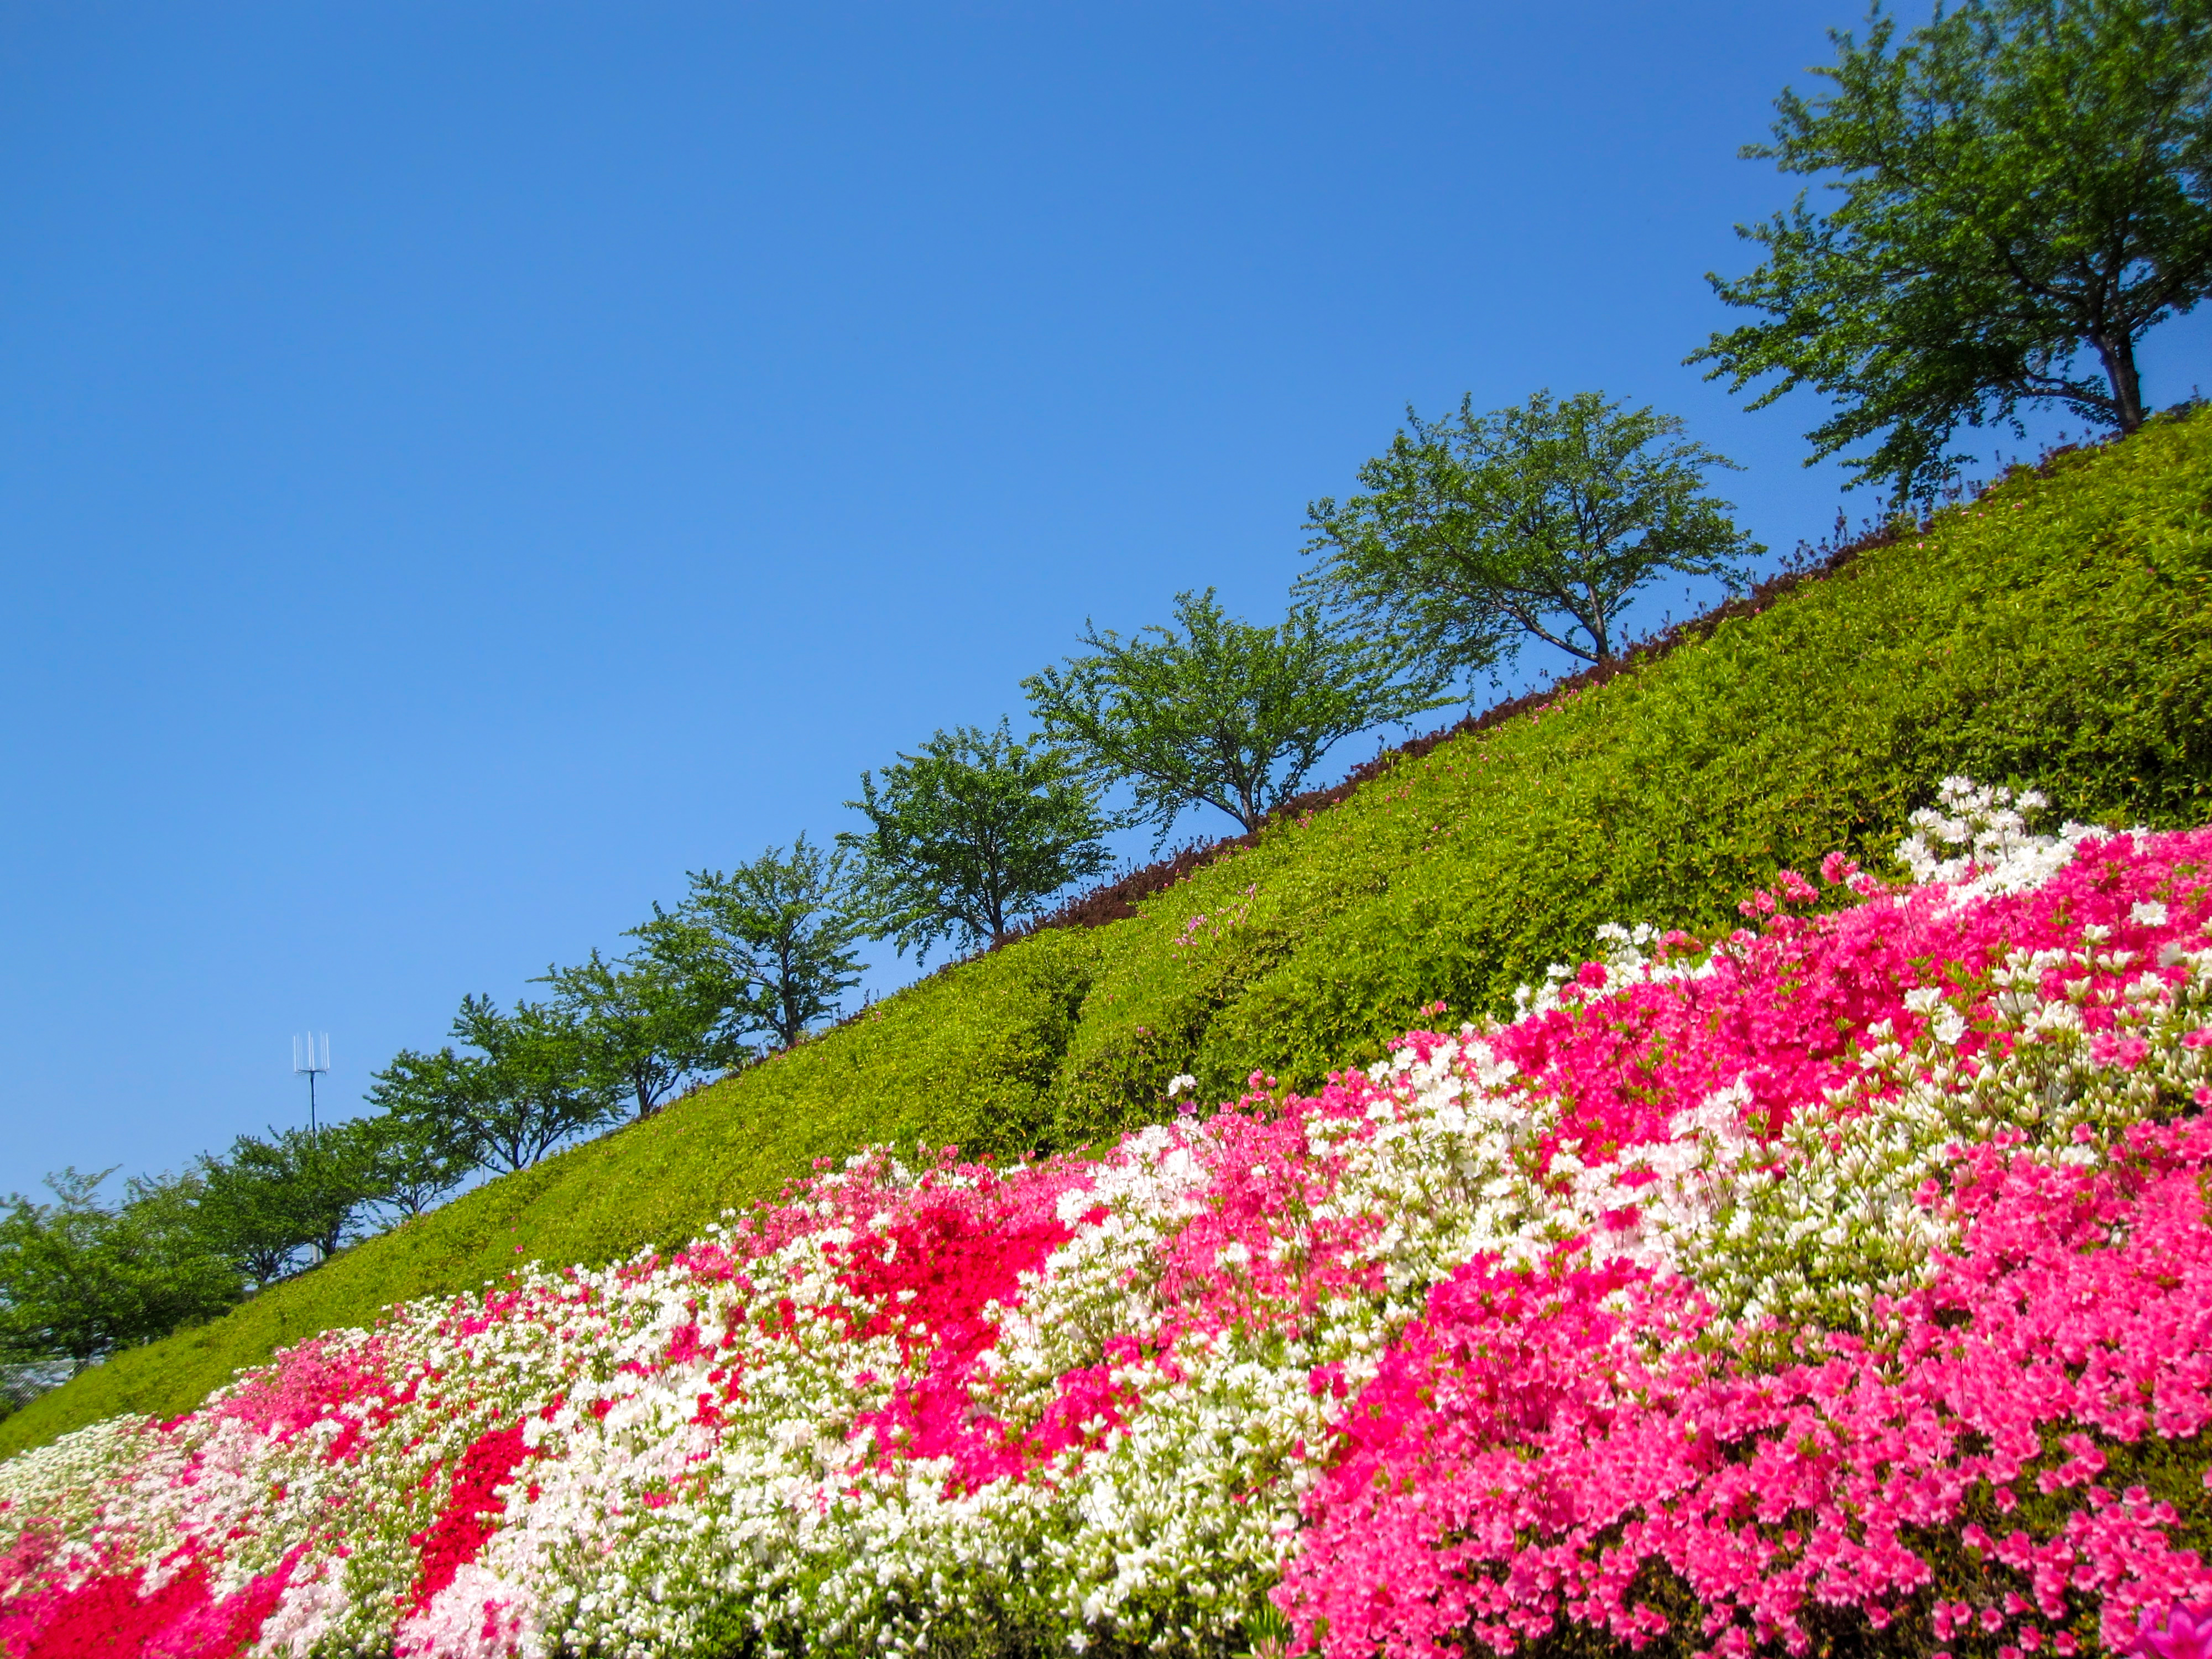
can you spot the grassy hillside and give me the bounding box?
[7,413,2210,1460]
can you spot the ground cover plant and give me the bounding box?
[6,784,2212,1659]
[4,410,2209,1464]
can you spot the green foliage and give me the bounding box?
[843,722,1114,959]
[0,1364,70,1427]
[537,946,735,1117]
[365,1046,486,1168]
[1024,587,1453,838]
[1692,0,2212,502]
[194,1126,379,1285]
[372,995,620,1175]
[630,836,869,1053]
[1302,390,1759,674]
[8,413,2211,1461]
[353,1107,476,1220]
[0,1168,239,1371]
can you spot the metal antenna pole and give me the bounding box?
[293,1032,331,1142]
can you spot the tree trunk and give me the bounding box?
[1574,582,1613,666]
[1237,780,1263,832]
[2090,331,2146,432]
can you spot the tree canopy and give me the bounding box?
[538,947,736,1115]
[1024,588,1452,838]
[1691,0,2212,502]
[0,1168,239,1371]
[842,723,1113,961]
[1302,391,1758,675]
[353,1108,477,1222]
[632,837,869,1053]
[369,995,618,1176]
[194,1125,379,1285]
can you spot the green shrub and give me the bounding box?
[1061,416,2212,1123]
[6,412,2208,1462]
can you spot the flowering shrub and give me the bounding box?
[4,781,2212,1659]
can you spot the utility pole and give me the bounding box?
[293,1032,331,1140]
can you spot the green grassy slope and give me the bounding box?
[8,414,2211,1460]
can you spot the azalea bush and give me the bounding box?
[5,781,2212,1659]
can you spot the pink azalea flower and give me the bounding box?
[2133,1604,2212,1659]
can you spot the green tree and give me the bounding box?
[630,836,870,1053]
[538,947,739,1115]
[0,1168,241,1370]
[1303,391,1759,676]
[195,1126,379,1285]
[452,994,621,1167]
[1024,588,1453,839]
[365,1045,491,1179]
[1691,0,2212,502]
[841,723,1113,961]
[371,995,619,1176]
[353,1107,478,1221]
[189,1148,301,1288]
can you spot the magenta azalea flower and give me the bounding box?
[2136,1606,2212,1659]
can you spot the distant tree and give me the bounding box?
[841,723,1113,961]
[353,1107,478,1222]
[0,1168,240,1370]
[196,1126,378,1284]
[1302,391,1759,675]
[631,836,870,1053]
[1690,0,2212,502]
[453,994,622,1167]
[114,1169,228,1293]
[366,1046,492,1180]
[189,1150,302,1289]
[538,947,739,1115]
[371,996,619,1176]
[1024,588,1453,839]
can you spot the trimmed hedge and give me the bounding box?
[6,411,2209,1461]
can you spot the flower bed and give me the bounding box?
[4,782,2212,1659]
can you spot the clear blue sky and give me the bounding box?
[3,2,2204,1201]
